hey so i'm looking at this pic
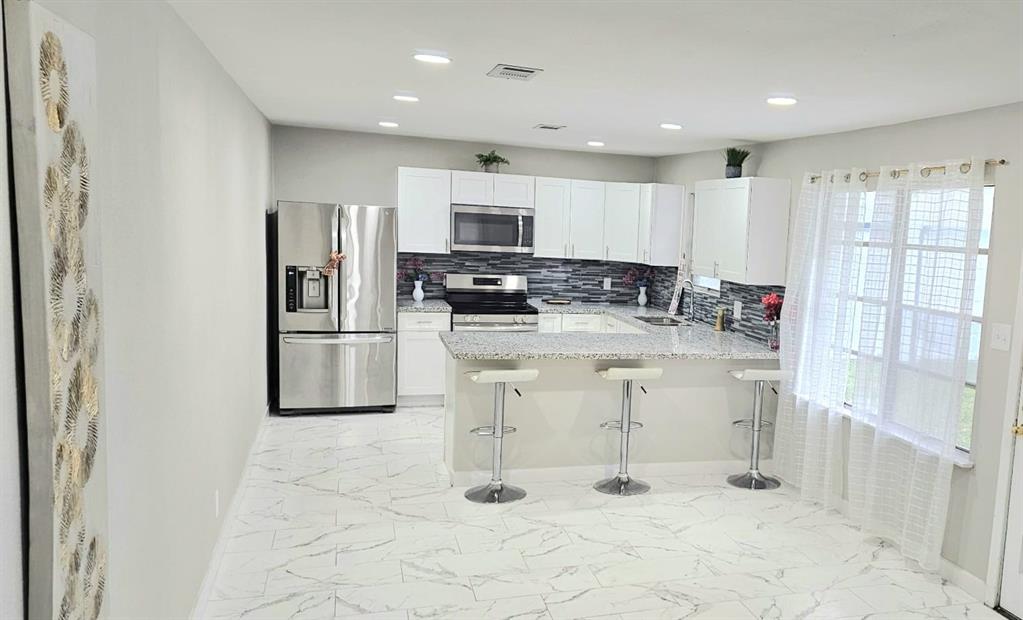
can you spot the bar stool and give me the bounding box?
[594,367,663,496]
[464,368,540,504]
[727,369,792,490]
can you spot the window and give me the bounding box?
[844,187,993,451]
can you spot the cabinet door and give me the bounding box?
[560,314,603,332]
[603,315,619,333]
[451,170,494,205]
[693,181,750,281]
[398,330,446,396]
[603,182,641,262]
[569,180,605,260]
[533,177,571,258]
[398,167,451,254]
[637,185,653,264]
[538,314,563,333]
[648,184,685,267]
[493,174,535,208]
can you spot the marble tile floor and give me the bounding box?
[198,406,1001,620]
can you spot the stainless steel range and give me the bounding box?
[446,274,539,332]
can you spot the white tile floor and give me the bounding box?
[199,406,1001,620]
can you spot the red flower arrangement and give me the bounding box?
[761,292,783,323]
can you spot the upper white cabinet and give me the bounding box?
[533,177,572,258]
[603,182,641,262]
[451,170,495,206]
[638,183,685,267]
[692,177,790,285]
[451,171,535,207]
[493,174,535,207]
[397,167,451,254]
[569,180,605,260]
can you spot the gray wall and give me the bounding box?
[657,103,1023,582]
[34,1,272,617]
[0,4,23,615]
[272,126,656,206]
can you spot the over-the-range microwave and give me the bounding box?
[450,204,534,253]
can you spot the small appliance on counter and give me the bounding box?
[268,201,397,414]
[446,274,539,332]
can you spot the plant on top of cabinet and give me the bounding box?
[724,147,752,178]
[475,149,510,173]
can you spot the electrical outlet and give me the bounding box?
[603,277,612,290]
[990,322,1012,351]
[214,489,220,518]
[733,301,742,320]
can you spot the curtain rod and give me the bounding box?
[809,158,1007,183]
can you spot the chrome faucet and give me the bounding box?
[681,279,696,322]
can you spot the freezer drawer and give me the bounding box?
[279,333,396,410]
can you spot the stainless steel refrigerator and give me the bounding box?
[269,201,397,413]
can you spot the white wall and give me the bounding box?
[1,4,24,616]
[656,102,1023,582]
[273,126,656,206]
[34,1,272,617]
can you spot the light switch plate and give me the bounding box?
[603,277,612,290]
[990,322,1012,351]
[733,301,742,320]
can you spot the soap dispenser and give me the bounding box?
[714,307,727,332]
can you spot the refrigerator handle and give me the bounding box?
[337,206,347,326]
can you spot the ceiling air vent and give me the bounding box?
[487,64,543,81]
[533,124,566,131]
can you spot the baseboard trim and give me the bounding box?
[448,459,761,487]
[940,558,987,601]
[397,394,444,407]
[190,405,269,619]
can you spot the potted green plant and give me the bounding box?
[724,147,751,178]
[475,150,510,173]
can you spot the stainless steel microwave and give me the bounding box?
[450,205,534,253]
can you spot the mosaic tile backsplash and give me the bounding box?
[397,252,655,303]
[397,252,785,345]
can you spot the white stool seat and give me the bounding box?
[467,369,540,384]
[597,368,663,381]
[728,369,791,382]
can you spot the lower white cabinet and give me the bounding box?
[538,314,563,333]
[397,313,450,396]
[560,313,603,333]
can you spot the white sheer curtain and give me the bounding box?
[776,160,985,569]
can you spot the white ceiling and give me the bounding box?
[171,0,1023,156]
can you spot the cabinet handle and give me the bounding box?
[564,243,568,257]
[445,238,449,253]
[571,243,575,257]
[605,246,609,259]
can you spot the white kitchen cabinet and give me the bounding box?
[397,167,451,254]
[533,177,572,258]
[602,315,619,333]
[638,183,685,266]
[603,182,641,262]
[397,312,450,397]
[538,314,563,333]
[493,174,535,208]
[569,180,605,260]
[560,313,603,333]
[451,170,495,206]
[692,177,790,285]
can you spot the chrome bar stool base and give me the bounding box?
[465,482,528,504]
[594,475,651,497]
[727,471,781,491]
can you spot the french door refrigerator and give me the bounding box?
[270,201,397,413]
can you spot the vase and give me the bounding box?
[725,165,742,179]
[637,286,648,307]
[768,321,780,351]
[412,280,425,302]
[484,163,498,173]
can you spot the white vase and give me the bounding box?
[412,280,425,302]
[637,286,648,307]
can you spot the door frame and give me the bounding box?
[984,251,1023,607]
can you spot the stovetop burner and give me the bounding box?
[446,273,538,331]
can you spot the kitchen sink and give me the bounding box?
[634,316,689,326]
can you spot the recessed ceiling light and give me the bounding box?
[393,94,419,103]
[766,96,798,106]
[587,141,605,147]
[413,50,451,64]
[378,121,399,128]
[659,123,683,130]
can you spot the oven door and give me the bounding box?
[450,205,534,253]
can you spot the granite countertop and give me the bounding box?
[440,302,778,361]
[397,299,451,313]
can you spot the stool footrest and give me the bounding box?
[732,419,774,430]
[469,425,517,436]
[600,420,644,431]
